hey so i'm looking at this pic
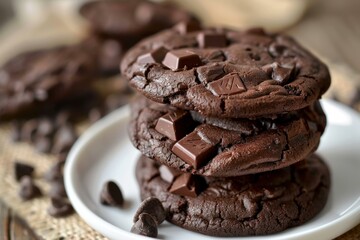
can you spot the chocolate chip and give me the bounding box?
[155,110,194,141]
[159,165,181,183]
[14,161,34,182]
[133,197,166,225]
[162,50,202,71]
[137,46,168,64]
[100,181,124,207]
[172,131,216,169]
[52,124,77,154]
[131,213,158,238]
[47,197,74,218]
[175,21,201,35]
[272,63,295,84]
[44,161,64,182]
[197,32,227,48]
[18,176,42,200]
[49,179,67,198]
[208,73,246,96]
[168,173,203,197]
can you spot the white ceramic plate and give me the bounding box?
[64,100,360,240]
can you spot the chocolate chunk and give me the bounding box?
[159,165,181,183]
[168,173,201,197]
[175,21,201,35]
[208,73,246,96]
[133,197,166,225]
[49,179,67,198]
[137,46,168,64]
[47,197,74,218]
[155,110,194,141]
[52,124,77,154]
[272,63,295,84]
[197,32,227,48]
[18,176,42,200]
[172,131,216,169]
[44,161,64,182]
[100,181,124,207]
[14,161,34,182]
[162,50,202,71]
[131,213,158,238]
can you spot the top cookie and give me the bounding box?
[121,25,331,118]
[80,0,197,39]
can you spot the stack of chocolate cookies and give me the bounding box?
[121,23,331,236]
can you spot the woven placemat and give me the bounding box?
[0,63,359,240]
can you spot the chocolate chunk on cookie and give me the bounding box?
[135,154,330,236]
[121,27,331,118]
[129,96,326,177]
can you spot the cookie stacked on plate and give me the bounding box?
[121,23,331,236]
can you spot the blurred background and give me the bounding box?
[0,0,359,72]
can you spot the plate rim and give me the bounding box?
[64,100,360,240]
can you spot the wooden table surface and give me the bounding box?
[1,0,360,239]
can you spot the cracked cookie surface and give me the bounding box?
[129,96,326,177]
[121,27,331,118]
[135,154,330,236]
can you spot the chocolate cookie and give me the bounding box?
[80,0,198,41]
[121,26,331,118]
[0,45,96,119]
[129,96,326,177]
[136,154,330,236]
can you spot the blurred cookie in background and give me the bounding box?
[79,0,200,76]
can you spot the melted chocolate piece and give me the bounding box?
[162,50,202,71]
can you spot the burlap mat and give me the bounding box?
[0,63,359,240]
